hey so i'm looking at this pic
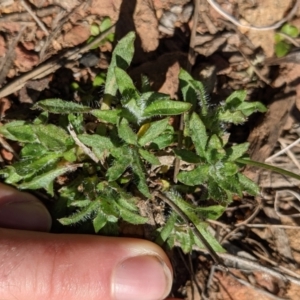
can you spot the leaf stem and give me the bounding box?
[237,158,300,181]
[173,0,200,183]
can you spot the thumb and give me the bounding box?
[0,229,173,300]
[0,183,173,300]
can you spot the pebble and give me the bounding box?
[158,3,194,35]
[79,52,99,68]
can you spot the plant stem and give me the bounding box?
[237,158,300,181]
[154,191,224,266]
[173,0,200,183]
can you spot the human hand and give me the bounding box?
[0,183,179,300]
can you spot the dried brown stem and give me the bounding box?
[0,25,115,99]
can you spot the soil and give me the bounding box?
[1,0,300,299]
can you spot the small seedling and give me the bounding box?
[275,23,299,57]
[87,17,115,49]
[1,32,296,255]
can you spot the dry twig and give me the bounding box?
[0,25,115,98]
[20,0,49,36]
[275,189,300,218]
[266,137,300,162]
[206,0,300,31]
[67,124,99,164]
[0,27,26,87]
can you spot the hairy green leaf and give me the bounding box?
[176,229,194,253]
[177,165,209,186]
[115,195,139,212]
[91,109,121,124]
[179,69,209,116]
[32,99,91,114]
[166,191,225,252]
[33,111,49,125]
[70,200,91,207]
[225,143,249,161]
[14,153,61,177]
[34,124,70,151]
[218,110,246,124]
[150,130,175,149]
[173,149,201,163]
[105,31,135,96]
[115,67,140,101]
[194,205,225,220]
[93,212,107,233]
[98,196,119,222]
[206,134,225,163]
[236,101,267,117]
[225,90,247,104]
[118,206,148,224]
[189,112,208,158]
[237,173,259,196]
[219,162,239,177]
[78,134,115,160]
[143,100,191,117]
[131,148,150,197]
[0,166,23,184]
[0,121,26,141]
[2,124,37,143]
[138,118,169,146]
[207,179,228,201]
[68,114,84,134]
[138,148,160,165]
[118,118,137,145]
[20,143,48,158]
[107,157,131,181]
[140,75,151,93]
[155,211,177,245]
[59,201,100,225]
[19,164,77,196]
[179,68,198,107]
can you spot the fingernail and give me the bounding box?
[112,255,172,300]
[0,199,52,232]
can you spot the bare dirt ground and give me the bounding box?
[1,0,300,299]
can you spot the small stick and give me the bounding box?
[266,137,300,162]
[238,48,271,85]
[245,223,300,229]
[206,0,300,31]
[20,0,49,36]
[0,135,19,159]
[274,189,300,218]
[226,271,288,300]
[278,138,300,171]
[154,191,224,266]
[235,200,262,227]
[0,25,115,98]
[67,124,99,164]
[0,26,26,86]
[180,244,300,286]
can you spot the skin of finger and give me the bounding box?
[0,183,39,203]
[0,183,52,231]
[0,228,173,300]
